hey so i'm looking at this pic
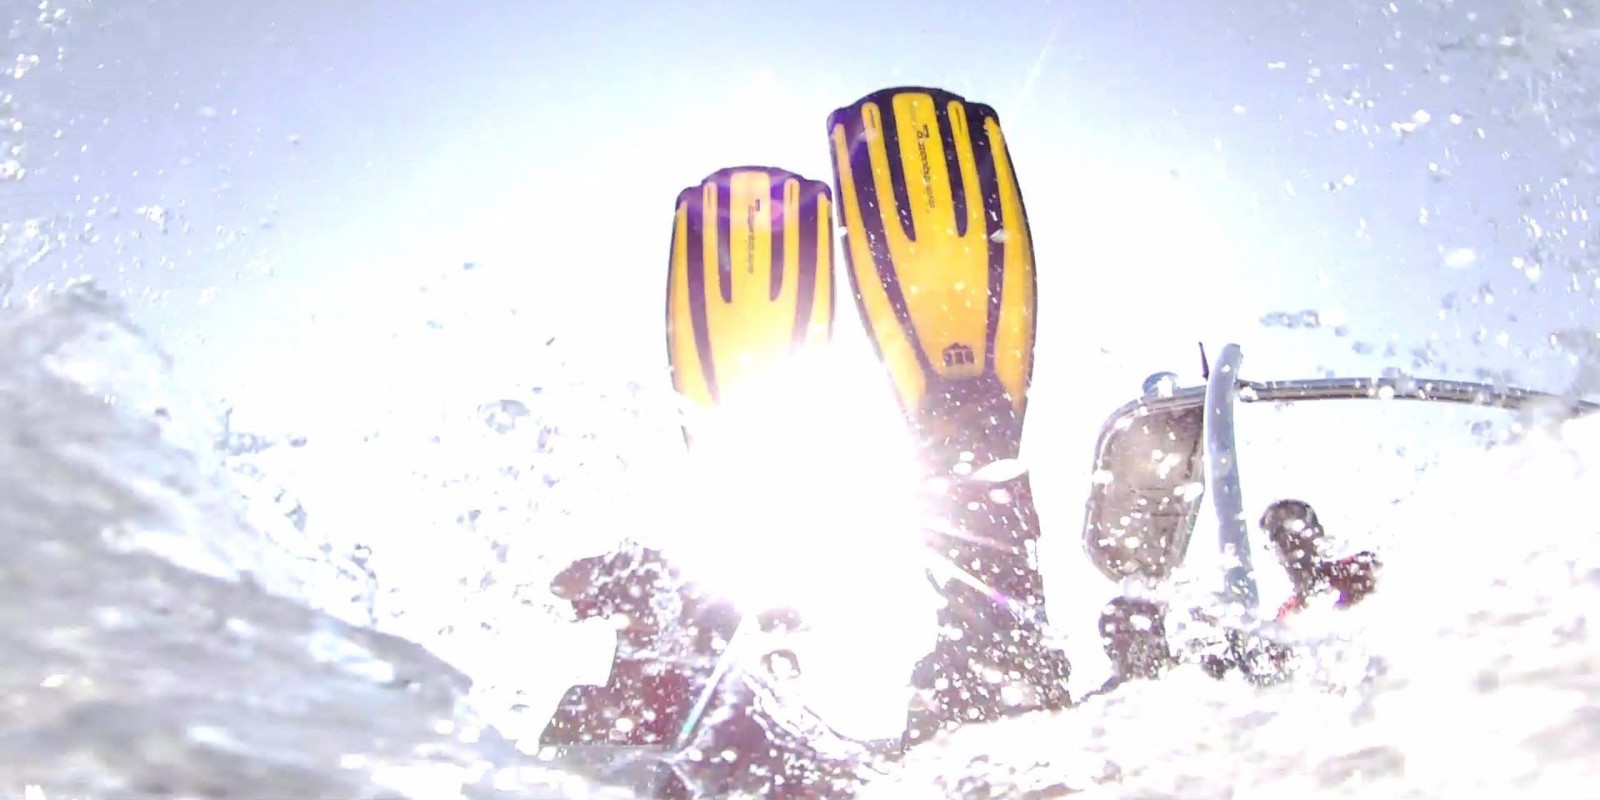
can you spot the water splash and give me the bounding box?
[0,282,576,798]
[866,412,1600,798]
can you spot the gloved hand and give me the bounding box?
[548,542,680,631]
[1321,550,1380,608]
[1278,550,1381,619]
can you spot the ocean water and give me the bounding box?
[0,282,1594,798]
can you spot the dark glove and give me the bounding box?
[548,543,679,628]
[1321,551,1380,608]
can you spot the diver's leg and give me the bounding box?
[905,465,1072,746]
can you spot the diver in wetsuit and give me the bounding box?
[1198,499,1383,685]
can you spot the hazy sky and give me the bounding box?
[11,0,1595,430]
[10,0,1598,536]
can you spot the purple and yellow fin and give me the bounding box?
[827,87,1037,451]
[665,166,835,442]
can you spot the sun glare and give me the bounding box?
[660,346,941,740]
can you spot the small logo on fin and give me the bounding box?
[915,124,937,211]
[942,343,976,367]
[743,197,762,275]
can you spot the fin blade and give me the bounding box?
[827,87,1037,419]
[665,166,834,429]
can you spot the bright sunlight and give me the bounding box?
[659,345,942,740]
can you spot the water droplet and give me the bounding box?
[478,399,531,433]
[1443,248,1477,268]
[1142,371,1179,397]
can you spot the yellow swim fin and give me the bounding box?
[828,89,1067,741]
[665,166,835,442]
[827,87,1037,459]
